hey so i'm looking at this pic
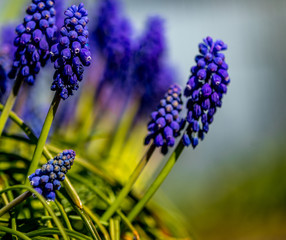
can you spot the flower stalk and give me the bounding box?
[0,76,23,136]
[127,139,185,222]
[101,143,156,221]
[26,92,61,181]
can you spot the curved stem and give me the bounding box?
[0,75,23,136]
[26,92,61,181]
[127,140,185,222]
[0,191,32,217]
[101,144,155,222]
[84,206,111,240]
[0,185,68,240]
[0,226,31,240]
[69,174,140,239]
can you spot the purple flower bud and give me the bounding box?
[39,38,48,51]
[191,137,199,148]
[201,83,212,97]
[16,24,26,34]
[40,175,49,183]
[61,48,71,59]
[45,191,56,201]
[64,65,73,76]
[45,183,53,191]
[31,177,41,187]
[32,29,42,43]
[39,19,49,29]
[155,134,164,146]
[33,12,42,21]
[183,134,191,146]
[60,36,70,46]
[20,33,31,45]
[79,48,91,66]
[211,92,220,104]
[21,66,30,76]
[193,104,202,119]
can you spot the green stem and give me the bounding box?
[0,75,22,136]
[0,226,31,240]
[0,185,68,240]
[25,92,61,181]
[69,174,140,239]
[26,228,92,240]
[0,191,32,217]
[84,206,111,240]
[0,104,83,209]
[73,207,101,240]
[101,144,155,222]
[127,140,185,222]
[1,174,18,240]
[54,199,73,231]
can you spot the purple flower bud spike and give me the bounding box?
[8,0,57,84]
[51,3,91,100]
[28,150,76,201]
[183,36,230,148]
[145,84,185,154]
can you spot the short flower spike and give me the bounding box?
[29,149,76,201]
[51,3,91,100]
[8,0,57,84]
[183,36,230,148]
[145,84,185,154]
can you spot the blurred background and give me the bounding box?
[1,0,286,239]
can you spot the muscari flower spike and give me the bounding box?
[28,149,76,201]
[50,3,91,100]
[93,0,122,53]
[183,36,230,148]
[132,16,174,116]
[8,0,57,85]
[145,84,185,154]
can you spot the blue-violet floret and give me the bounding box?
[183,36,230,148]
[28,149,76,201]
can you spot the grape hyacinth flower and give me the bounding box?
[183,36,230,148]
[132,16,175,116]
[145,84,185,154]
[93,0,122,53]
[50,3,91,100]
[103,18,132,88]
[28,150,76,201]
[8,0,57,84]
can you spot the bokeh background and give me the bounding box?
[1,0,286,239]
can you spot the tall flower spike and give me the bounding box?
[183,36,230,148]
[50,3,91,100]
[28,149,76,201]
[8,0,57,85]
[145,84,185,154]
[131,16,175,116]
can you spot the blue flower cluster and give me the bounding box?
[183,36,230,148]
[132,16,175,116]
[8,0,57,85]
[93,0,121,53]
[50,3,91,100]
[145,84,185,154]
[28,149,76,201]
[103,18,132,88]
[94,0,132,90]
